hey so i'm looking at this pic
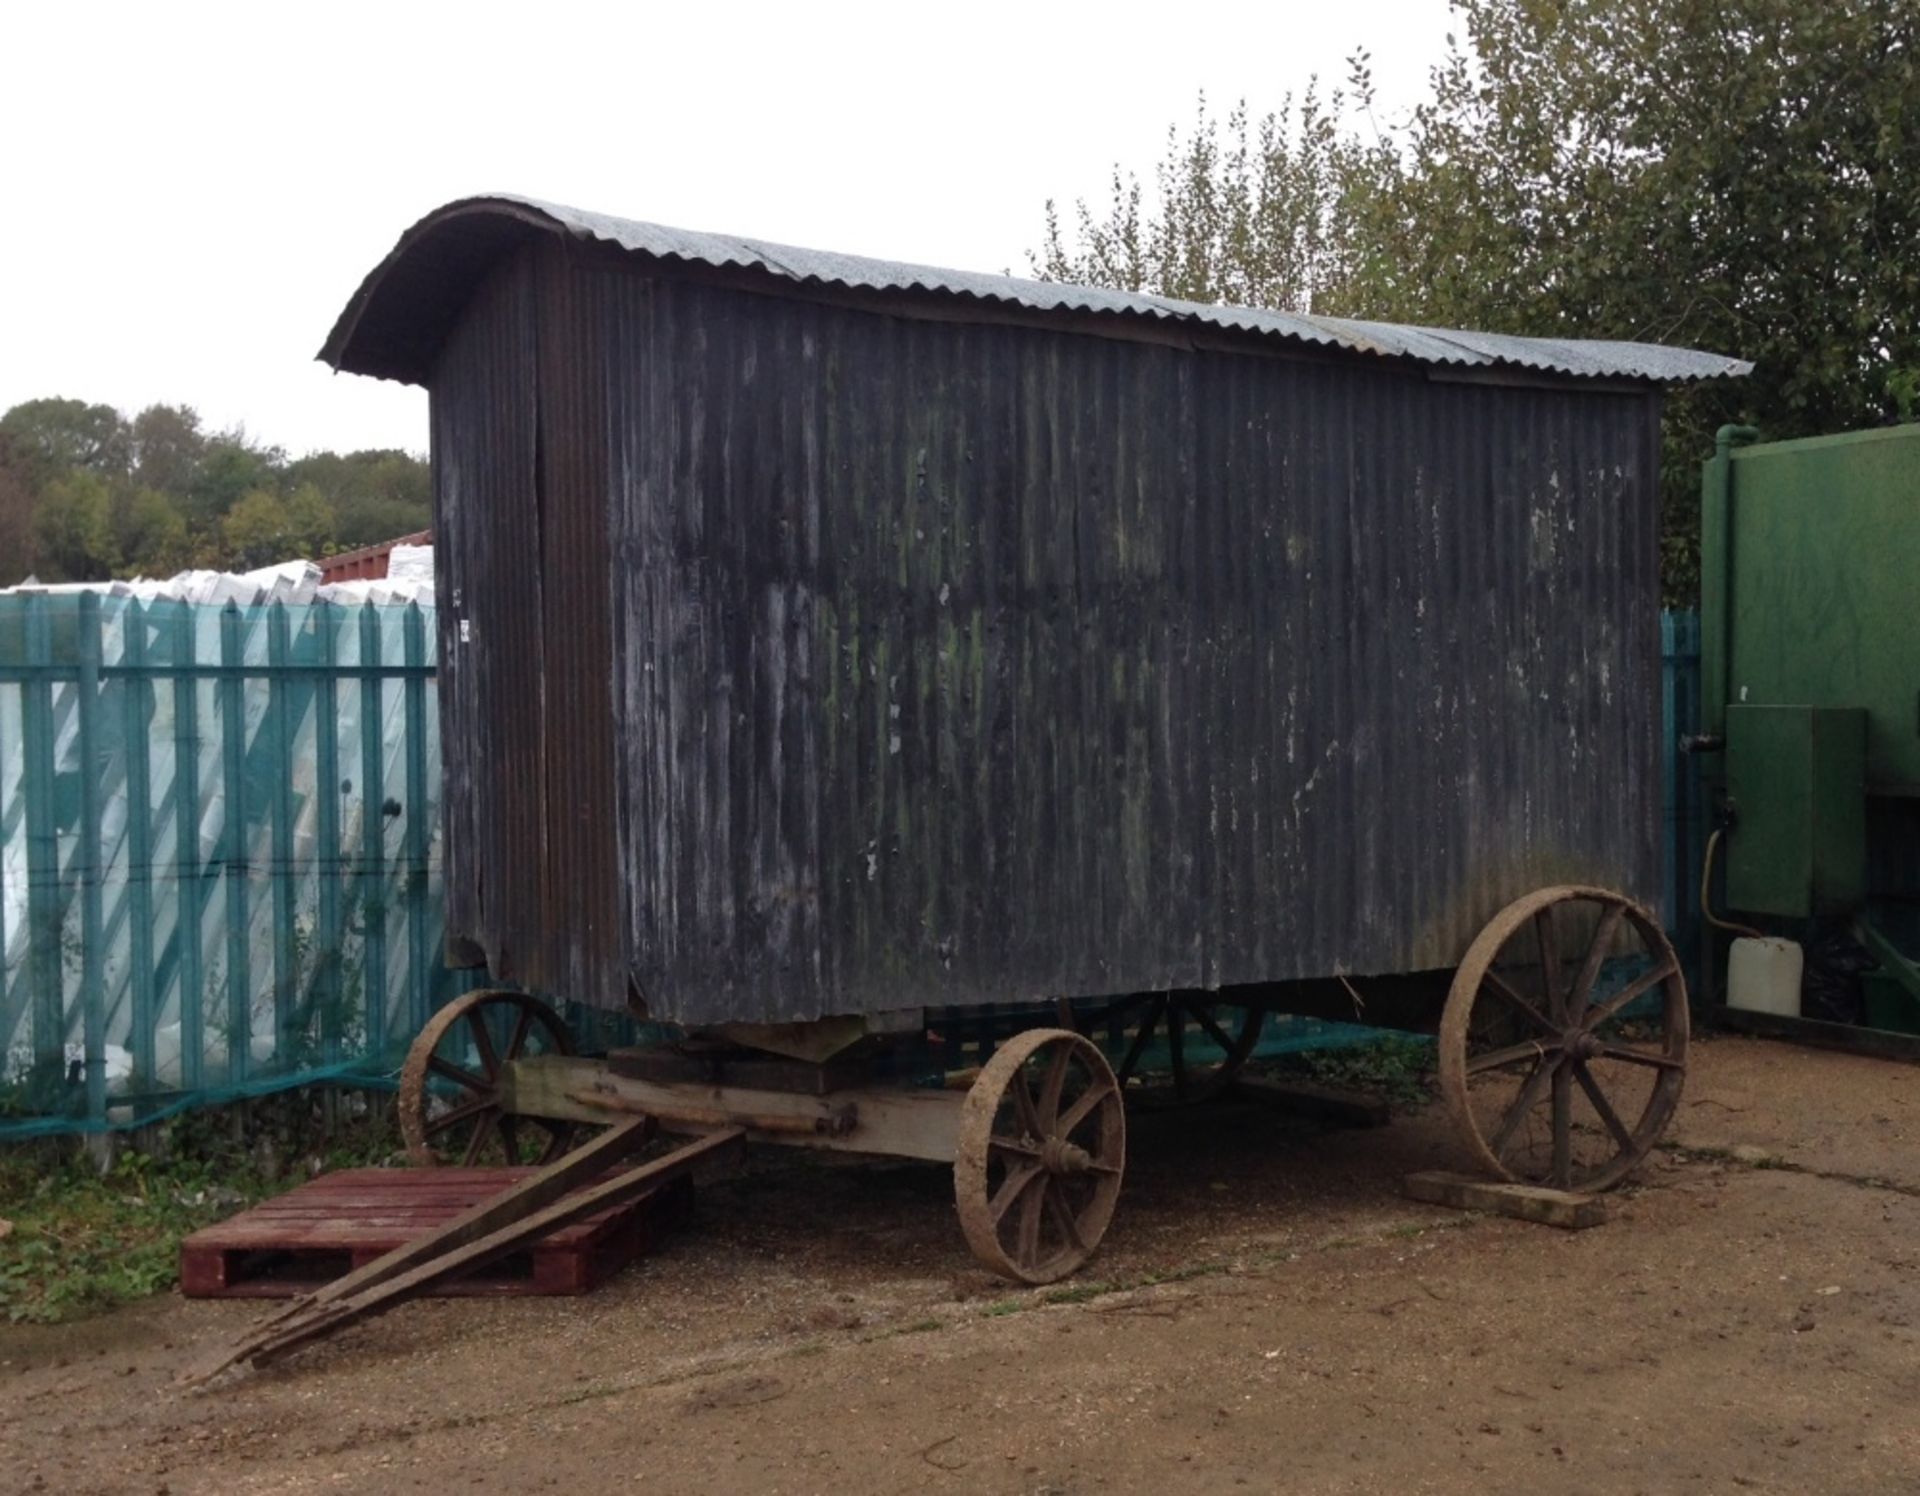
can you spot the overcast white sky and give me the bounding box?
[2,0,1452,459]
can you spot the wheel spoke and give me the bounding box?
[1480,969,1555,1036]
[504,1003,536,1062]
[460,1112,498,1166]
[1550,1059,1572,1188]
[990,1134,1043,1158]
[1114,996,1166,1084]
[1571,904,1626,1013]
[1044,1183,1085,1253]
[422,1095,494,1136]
[1036,1045,1070,1130]
[1572,1060,1637,1154]
[1014,1173,1045,1267]
[1467,1038,1559,1076]
[466,1007,501,1081]
[428,1055,490,1094]
[988,1162,1045,1225]
[1010,1069,1044,1140]
[1583,959,1680,1031]
[1534,907,1564,1023]
[498,1113,522,1163]
[1167,1002,1187,1097]
[1592,1041,1685,1072]
[1054,1080,1116,1138]
[1489,1058,1557,1160]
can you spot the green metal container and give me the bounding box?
[1703,425,1920,917]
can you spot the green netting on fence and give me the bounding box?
[0,593,475,1136]
[0,596,1705,1138]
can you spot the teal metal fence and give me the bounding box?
[1661,610,1707,985]
[0,598,1707,1139]
[0,593,473,1137]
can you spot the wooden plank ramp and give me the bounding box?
[182,1121,743,1385]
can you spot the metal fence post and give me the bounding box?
[315,602,344,1063]
[219,603,249,1084]
[122,600,158,1100]
[76,592,107,1122]
[172,603,205,1091]
[359,603,389,1054]
[403,602,430,1035]
[21,595,62,1103]
[267,602,297,1065]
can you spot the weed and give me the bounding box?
[1260,1033,1437,1107]
[0,1087,402,1324]
[1040,1281,1114,1305]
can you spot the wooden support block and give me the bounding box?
[1230,1075,1392,1129]
[1402,1170,1609,1230]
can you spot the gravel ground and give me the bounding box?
[4,1034,1919,1495]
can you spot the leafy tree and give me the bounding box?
[187,433,287,527]
[33,471,119,581]
[330,493,431,550]
[1345,0,1920,597]
[0,399,130,486]
[218,484,336,571]
[130,404,208,497]
[0,395,429,581]
[0,435,38,582]
[285,448,431,547]
[116,488,192,576]
[1034,86,1376,312]
[1036,0,1920,602]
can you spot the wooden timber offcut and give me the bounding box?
[1402,1170,1611,1230]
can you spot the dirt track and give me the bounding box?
[6,1034,1920,1494]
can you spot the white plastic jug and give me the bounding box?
[1727,936,1804,1017]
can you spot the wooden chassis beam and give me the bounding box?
[503,1054,967,1163]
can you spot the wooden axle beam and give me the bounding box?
[504,1054,966,1163]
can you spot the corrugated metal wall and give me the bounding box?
[430,253,544,986]
[490,254,1668,1025]
[430,248,630,1004]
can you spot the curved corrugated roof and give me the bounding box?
[321,195,1753,388]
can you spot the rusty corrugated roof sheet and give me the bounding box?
[321,195,1753,389]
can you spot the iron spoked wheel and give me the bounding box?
[1081,993,1265,1107]
[398,989,580,1166]
[954,1028,1126,1285]
[1439,886,1688,1193]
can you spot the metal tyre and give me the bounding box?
[954,1028,1126,1284]
[1439,886,1688,1192]
[397,989,579,1166]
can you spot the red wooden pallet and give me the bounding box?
[181,1166,687,1299]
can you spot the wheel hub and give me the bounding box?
[1039,1135,1094,1175]
[1563,1027,1601,1061]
